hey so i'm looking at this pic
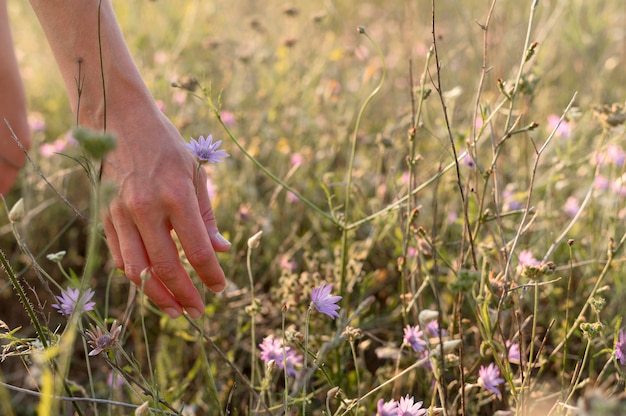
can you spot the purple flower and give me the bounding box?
[478,362,504,398]
[506,341,521,364]
[403,325,428,353]
[396,395,427,416]
[259,336,303,377]
[425,319,448,339]
[52,287,96,316]
[377,398,398,416]
[615,330,626,365]
[85,320,122,356]
[311,282,342,319]
[185,134,229,164]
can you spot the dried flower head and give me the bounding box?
[52,287,96,316]
[85,320,122,356]
[185,134,229,164]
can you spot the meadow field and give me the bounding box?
[1,0,625,414]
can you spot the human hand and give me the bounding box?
[100,106,230,319]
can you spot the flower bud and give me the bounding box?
[247,231,263,249]
[8,198,24,223]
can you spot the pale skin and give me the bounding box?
[1,0,230,319]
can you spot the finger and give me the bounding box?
[102,215,123,269]
[170,179,226,293]
[197,169,232,253]
[109,202,186,318]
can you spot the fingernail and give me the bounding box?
[215,232,231,247]
[187,307,204,319]
[164,307,182,319]
[209,282,226,293]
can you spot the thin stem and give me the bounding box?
[302,305,313,415]
[339,26,386,296]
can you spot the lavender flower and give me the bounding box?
[478,362,504,398]
[403,325,427,353]
[85,320,122,356]
[396,395,427,416]
[259,336,303,376]
[376,398,398,416]
[52,287,96,316]
[506,341,521,364]
[311,282,342,319]
[425,319,448,339]
[185,134,229,164]
[615,329,626,365]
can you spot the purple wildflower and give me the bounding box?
[185,135,229,164]
[396,395,427,416]
[52,287,96,316]
[259,336,303,377]
[403,325,428,353]
[506,340,521,364]
[478,363,504,398]
[425,319,448,339]
[377,398,398,416]
[311,282,342,319]
[615,330,626,365]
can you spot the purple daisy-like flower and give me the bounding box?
[185,134,229,164]
[85,320,122,356]
[615,329,626,365]
[259,336,303,377]
[396,395,427,416]
[311,282,342,319]
[403,325,428,353]
[376,398,398,416]
[478,362,505,398]
[52,287,96,316]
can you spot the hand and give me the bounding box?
[100,106,230,319]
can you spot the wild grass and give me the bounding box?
[1,0,625,415]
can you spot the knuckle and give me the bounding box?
[185,245,214,266]
[124,264,147,283]
[151,261,181,278]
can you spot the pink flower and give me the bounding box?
[220,111,236,127]
[547,114,570,138]
[518,250,540,268]
[259,336,302,376]
[396,395,427,416]
[377,398,398,416]
[564,196,580,217]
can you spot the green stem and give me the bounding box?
[339,27,386,296]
